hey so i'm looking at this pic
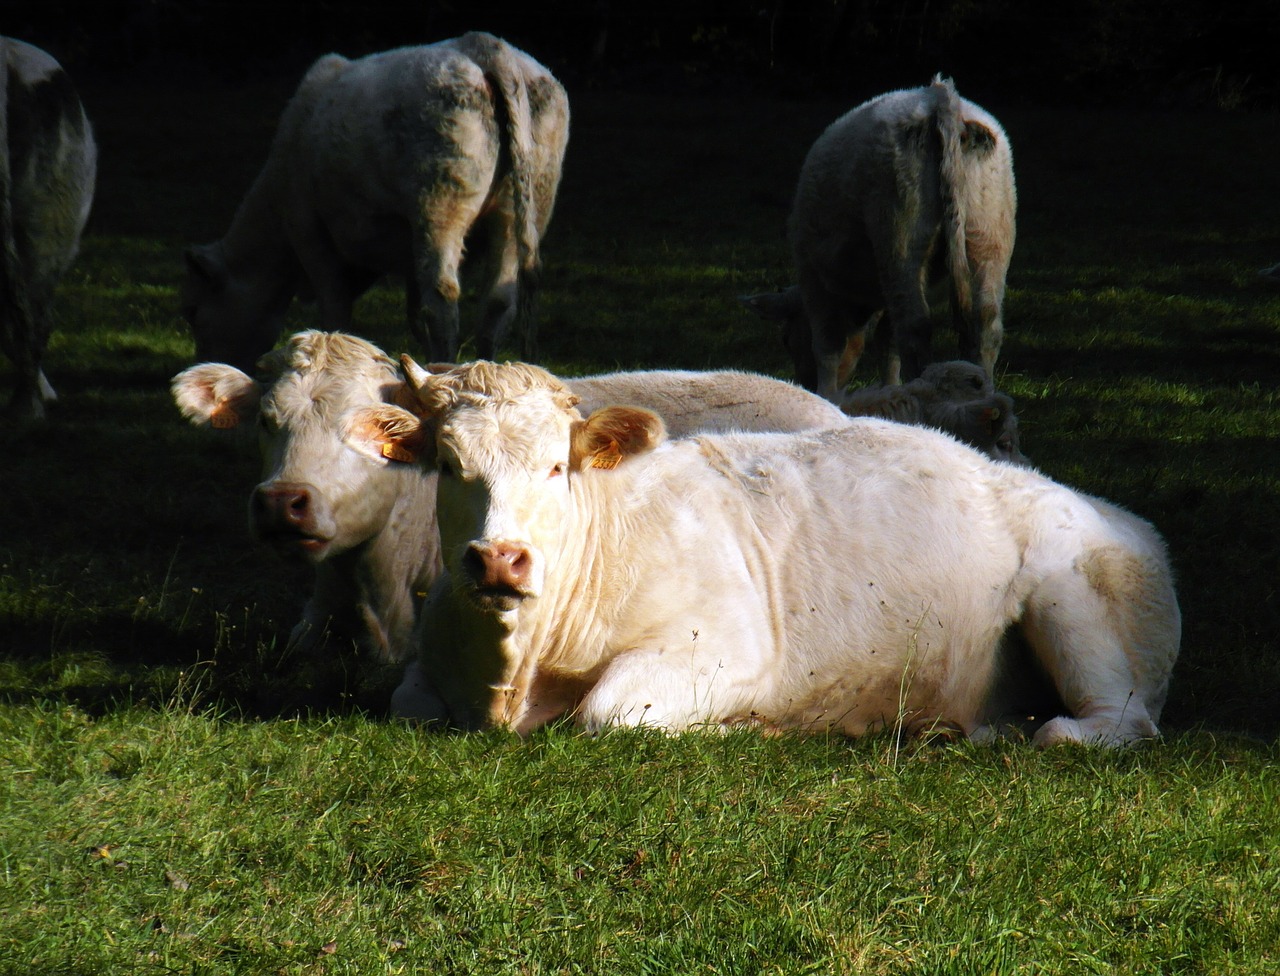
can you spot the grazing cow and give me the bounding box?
[0,37,97,418]
[173,334,850,665]
[180,32,569,371]
[378,359,1178,748]
[783,76,1016,400]
[172,331,442,663]
[841,360,1026,465]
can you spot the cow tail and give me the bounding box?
[0,37,33,351]
[459,33,539,294]
[932,75,975,325]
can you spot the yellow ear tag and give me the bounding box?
[589,439,622,470]
[381,442,415,462]
[210,405,237,429]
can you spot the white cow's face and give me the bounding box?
[434,390,577,613]
[172,332,414,564]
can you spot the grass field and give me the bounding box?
[2,66,1279,973]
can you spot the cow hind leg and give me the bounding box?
[798,273,865,402]
[472,211,523,361]
[1019,570,1162,748]
[1,301,55,419]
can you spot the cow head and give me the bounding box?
[171,330,424,562]
[180,243,296,371]
[349,357,666,620]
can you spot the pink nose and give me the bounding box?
[464,541,533,592]
[251,482,315,534]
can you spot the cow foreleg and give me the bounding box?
[576,638,768,733]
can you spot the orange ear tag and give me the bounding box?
[381,442,415,462]
[210,405,238,429]
[589,439,622,470]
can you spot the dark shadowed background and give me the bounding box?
[5,0,1280,110]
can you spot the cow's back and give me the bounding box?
[595,420,1026,732]
[570,369,848,437]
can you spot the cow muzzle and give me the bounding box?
[461,540,536,611]
[250,481,333,558]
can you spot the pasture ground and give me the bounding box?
[1,69,1279,973]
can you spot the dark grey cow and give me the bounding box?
[0,37,96,418]
[181,32,569,371]
[782,76,1016,401]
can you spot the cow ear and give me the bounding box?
[570,406,666,471]
[183,245,227,290]
[346,404,435,465]
[170,363,260,429]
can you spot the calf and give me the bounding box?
[784,76,1015,400]
[180,32,569,371]
[841,360,1026,465]
[175,335,851,665]
[0,37,97,418]
[379,358,1178,748]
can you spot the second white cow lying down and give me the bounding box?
[172,332,848,665]
[377,358,1180,747]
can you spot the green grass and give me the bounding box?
[2,73,1280,972]
[2,708,1277,975]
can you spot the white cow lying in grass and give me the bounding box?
[172,333,848,665]
[379,359,1179,747]
[181,32,569,371]
[785,76,1016,399]
[0,36,97,418]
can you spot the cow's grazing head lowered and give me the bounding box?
[171,331,441,662]
[0,36,97,419]
[781,75,1016,401]
[371,358,1179,748]
[180,32,569,372]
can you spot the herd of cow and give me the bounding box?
[3,32,1182,748]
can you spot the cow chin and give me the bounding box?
[467,587,529,614]
[255,530,334,562]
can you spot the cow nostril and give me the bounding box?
[507,547,531,581]
[463,544,486,581]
